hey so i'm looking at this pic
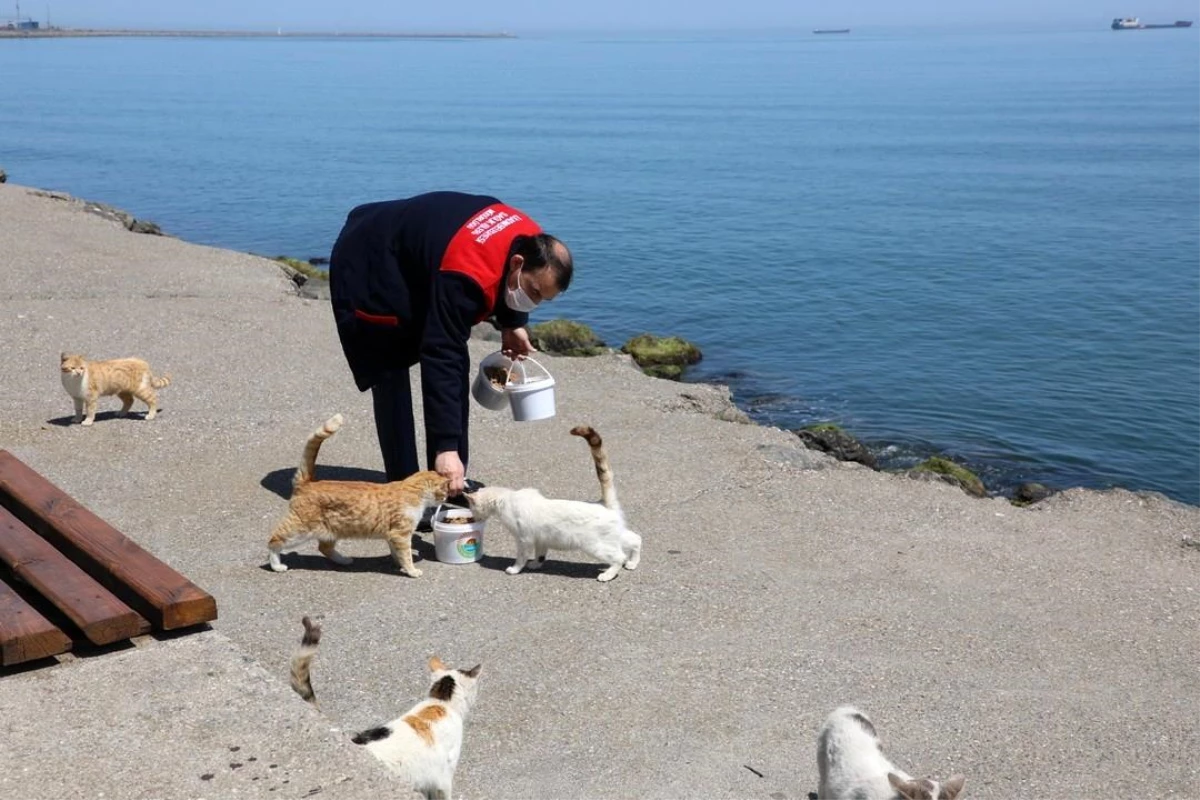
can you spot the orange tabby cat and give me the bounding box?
[267,414,451,578]
[59,352,172,426]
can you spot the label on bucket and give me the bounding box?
[456,536,480,559]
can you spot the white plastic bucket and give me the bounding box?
[431,505,485,564]
[471,351,513,411]
[505,357,556,422]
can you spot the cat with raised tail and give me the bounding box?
[464,425,642,581]
[289,616,482,800]
[817,706,966,800]
[59,352,171,425]
[266,414,449,577]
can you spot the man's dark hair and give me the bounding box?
[512,233,573,292]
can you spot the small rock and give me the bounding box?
[529,318,607,356]
[0,167,7,183]
[127,218,163,235]
[905,456,987,497]
[621,333,702,381]
[1011,482,1054,506]
[792,424,877,469]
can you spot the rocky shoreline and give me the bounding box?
[6,176,1192,508]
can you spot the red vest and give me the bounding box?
[440,203,543,322]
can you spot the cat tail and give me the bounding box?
[570,425,618,510]
[295,414,344,488]
[149,374,171,389]
[290,616,322,707]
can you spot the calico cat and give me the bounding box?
[266,414,450,577]
[59,352,171,426]
[290,616,482,800]
[465,425,642,581]
[816,706,966,800]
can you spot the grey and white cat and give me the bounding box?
[817,706,965,800]
[464,425,642,582]
[290,617,482,800]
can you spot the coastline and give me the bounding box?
[19,183,1198,508]
[0,28,517,39]
[1,178,1198,799]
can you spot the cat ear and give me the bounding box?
[888,774,920,800]
[60,352,67,361]
[462,663,482,678]
[940,775,966,800]
[428,656,447,672]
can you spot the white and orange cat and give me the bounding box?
[465,425,642,581]
[59,352,171,426]
[817,706,966,800]
[266,414,450,577]
[290,616,482,800]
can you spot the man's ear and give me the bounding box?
[509,254,524,271]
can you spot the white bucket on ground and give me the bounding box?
[505,356,556,422]
[431,505,485,564]
[471,351,513,411]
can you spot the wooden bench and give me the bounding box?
[0,449,218,667]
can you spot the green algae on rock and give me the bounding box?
[273,255,328,283]
[529,319,607,356]
[908,456,987,497]
[621,334,702,381]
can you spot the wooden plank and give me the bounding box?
[0,576,72,666]
[0,505,151,645]
[0,450,217,631]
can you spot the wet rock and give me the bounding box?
[905,456,987,497]
[621,333,702,381]
[529,319,607,356]
[1011,481,1055,507]
[127,218,162,235]
[0,167,7,183]
[792,423,877,469]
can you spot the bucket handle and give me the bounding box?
[505,355,551,386]
[434,503,475,524]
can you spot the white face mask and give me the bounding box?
[505,267,539,313]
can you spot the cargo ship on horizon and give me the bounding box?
[1111,17,1193,29]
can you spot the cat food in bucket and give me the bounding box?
[471,351,513,411]
[505,357,556,422]
[432,506,485,564]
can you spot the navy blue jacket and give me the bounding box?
[329,191,542,454]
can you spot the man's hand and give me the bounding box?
[434,450,466,495]
[501,326,537,359]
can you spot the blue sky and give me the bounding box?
[11,1,1200,32]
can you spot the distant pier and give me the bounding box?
[0,27,517,39]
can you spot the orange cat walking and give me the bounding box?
[59,352,171,426]
[266,414,450,578]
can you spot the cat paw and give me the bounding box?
[505,565,524,575]
[405,567,424,578]
[526,559,544,571]
[81,419,95,427]
[597,570,620,582]
[326,552,353,565]
[269,562,289,573]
